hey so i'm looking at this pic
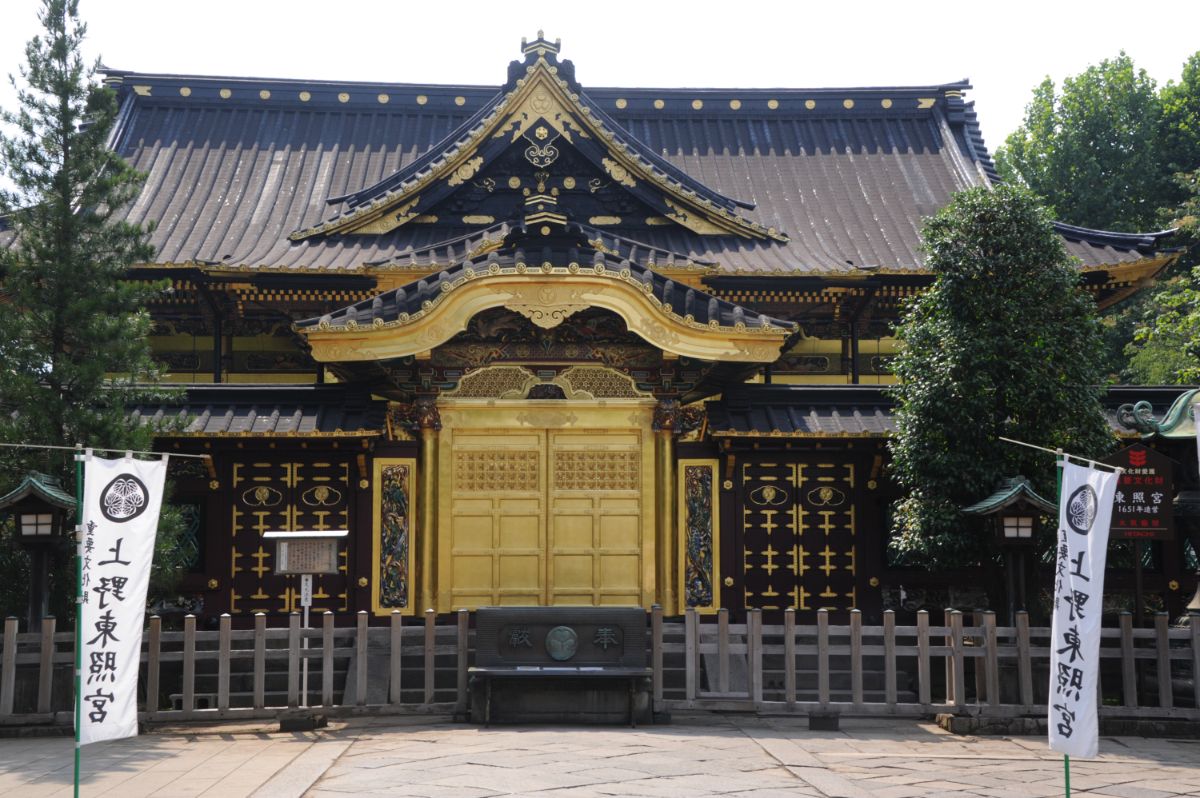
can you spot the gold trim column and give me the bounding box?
[654,401,679,614]
[415,397,440,613]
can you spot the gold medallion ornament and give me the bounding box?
[447,156,484,187]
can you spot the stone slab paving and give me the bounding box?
[0,714,1197,797]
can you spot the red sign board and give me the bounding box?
[1103,444,1174,541]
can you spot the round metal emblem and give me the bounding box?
[544,626,578,661]
[101,474,149,523]
[1066,485,1098,536]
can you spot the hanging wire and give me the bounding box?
[0,441,210,460]
[998,436,1124,474]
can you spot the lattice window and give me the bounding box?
[559,366,644,399]
[446,366,538,398]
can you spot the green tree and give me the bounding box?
[1128,169,1200,382]
[1157,53,1200,209]
[995,53,1163,233]
[888,184,1114,570]
[0,0,186,619]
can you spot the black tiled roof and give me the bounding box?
[706,385,1195,439]
[707,385,896,437]
[129,385,387,436]
[103,50,1172,277]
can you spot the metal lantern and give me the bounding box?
[0,472,76,631]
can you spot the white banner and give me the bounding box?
[78,454,166,745]
[1048,460,1119,758]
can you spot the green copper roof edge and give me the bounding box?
[961,476,1057,516]
[0,472,76,512]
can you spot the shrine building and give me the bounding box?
[104,35,1181,622]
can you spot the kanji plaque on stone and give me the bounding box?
[1103,444,1174,541]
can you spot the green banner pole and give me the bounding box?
[1056,452,1069,798]
[73,444,84,798]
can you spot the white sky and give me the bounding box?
[1,0,1198,150]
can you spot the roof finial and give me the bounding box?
[522,31,560,56]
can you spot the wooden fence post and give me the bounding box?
[850,609,863,707]
[182,614,196,714]
[883,610,896,708]
[1155,612,1172,708]
[1119,611,1137,708]
[817,608,830,708]
[972,610,986,704]
[784,608,796,707]
[748,608,763,703]
[0,617,16,716]
[651,605,664,705]
[287,612,300,708]
[1191,611,1200,712]
[685,607,698,701]
[456,608,469,712]
[390,610,402,705]
[423,608,435,704]
[253,613,266,710]
[37,616,55,714]
[356,611,369,707]
[944,608,955,705]
[1016,611,1033,708]
[916,610,931,706]
[982,611,999,707]
[146,615,162,717]
[949,610,965,711]
[217,613,231,713]
[717,607,730,694]
[321,611,334,707]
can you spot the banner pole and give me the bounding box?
[73,444,85,798]
[1055,452,1069,798]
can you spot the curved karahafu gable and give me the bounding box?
[295,225,797,364]
[288,37,785,244]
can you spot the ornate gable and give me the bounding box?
[289,35,786,243]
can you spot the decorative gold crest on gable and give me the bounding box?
[504,285,590,329]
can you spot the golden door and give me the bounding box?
[436,400,655,611]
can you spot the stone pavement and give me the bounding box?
[1,714,1198,797]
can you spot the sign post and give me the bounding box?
[1103,444,1175,624]
[264,530,347,708]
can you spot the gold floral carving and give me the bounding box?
[515,409,578,428]
[664,199,726,236]
[447,156,484,187]
[347,197,421,235]
[602,157,636,188]
[454,450,539,492]
[554,450,640,491]
[504,285,590,329]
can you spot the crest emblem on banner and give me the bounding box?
[1065,485,1097,535]
[100,474,149,523]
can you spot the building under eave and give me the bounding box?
[87,35,1188,622]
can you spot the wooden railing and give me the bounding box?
[665,608,1200,719]
[1,607,1197,727]
[1,609,469,725]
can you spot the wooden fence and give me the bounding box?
[665,608,1200,719]
[1,607,1197,727]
